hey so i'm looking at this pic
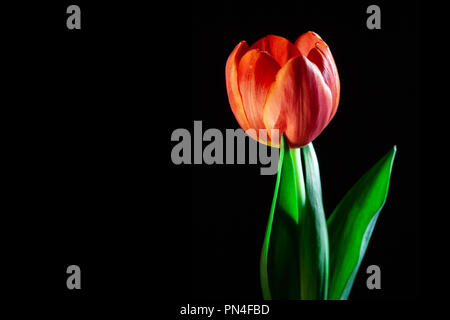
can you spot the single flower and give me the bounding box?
[225,32,340,148]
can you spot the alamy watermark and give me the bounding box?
[170,121,280,175]
[366,5,381,30]
[66,5,81,30]
[66,265,81,290]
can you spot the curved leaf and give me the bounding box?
[327,146,397,300]
[260,136,300,299]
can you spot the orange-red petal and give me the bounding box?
[295,32,340,121]
[238,49,280,133]
[263,55,333,148]
[295,31,323,56]
[250,35,301,67]
[225,41,250,131]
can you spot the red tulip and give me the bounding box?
[225,32,340,148]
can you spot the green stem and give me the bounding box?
[290,147,307,295]
[260,137,329,300]
[290,148,306,220]
[299,143,329,300]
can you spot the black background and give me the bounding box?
[3,0,422,315]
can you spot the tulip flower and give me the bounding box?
[224,32,397,300]
[225,32,340,148]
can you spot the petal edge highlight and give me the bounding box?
[226,41,250,131]
[250,35,301,67]
[238,49,281,134]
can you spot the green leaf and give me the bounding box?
[299,143,329,300]
[327,146,397,300]
[260,138,329,300]
[261,136,300,299]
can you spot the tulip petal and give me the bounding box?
[264,55,333,148]
[307,47,340,121]
[250,35,301,67]
[295,31,323,56]
[238,49,280,134]
[295,32,340,121]
[226,41,250,131]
